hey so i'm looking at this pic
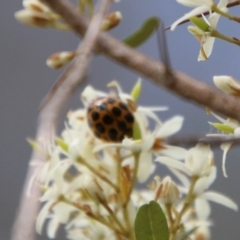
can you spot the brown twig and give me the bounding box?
[166,135,240,147]
[11,0,111,240]
[41,0,240,121]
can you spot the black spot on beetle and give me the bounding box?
[125,113,134,123]
[96,123,105,134]
[103,114,114,125]
[108,128,118,141]
[112,107,121,117]
[117,121,127,132]
[91,111,100,121]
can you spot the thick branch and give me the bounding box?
[11,1,111,240]
[42,0,240,121]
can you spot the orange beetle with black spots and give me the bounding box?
[87,97,135,142]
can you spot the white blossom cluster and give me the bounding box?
[14,0,240,239]
[33,82,237,240]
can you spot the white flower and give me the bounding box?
[171,165,237,239]
[189,0,228,60]
[174,165,238,211]
[171,0,229,60]
[207,110,240,177]
[170,0,214,31]
[156,143,214,177]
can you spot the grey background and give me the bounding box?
[1,1,240,239]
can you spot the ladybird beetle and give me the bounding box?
[87,96,135,142]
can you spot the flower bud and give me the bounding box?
[101,11,122,31]
[213,75,240,96]
[14,9,55,28]
[23,0,50,13]
[154,176,180,204]
[46,51,76,69]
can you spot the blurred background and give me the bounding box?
[1,0,240,239]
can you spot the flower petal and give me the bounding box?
[47,217,60,239]
[93,143,122,152]
[170,6,210,31]
[168,167,190,188]
[198,36,215,61]
[195,198,211,220]
[214,75,240,95]
[138,152,155,182]
[201,191,238,211]
[156,157,192,175]
[220,142,233,178]
[177,0,213,7]
[193,166,216,195]
[157,116,184,138]
[137,107,163,126]
[36,201,54,234]
[159,145,188,160]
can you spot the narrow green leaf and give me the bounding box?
[123,17,160,48]
[189,16,210,32]
[130,79,142,102]
[27,138,39,151]
[179,226,198,240]
[55,137,69,152]
[209,122,234,134]
[133,121,142,141]
[134,201,169,240]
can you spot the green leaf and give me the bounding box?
[179,226,198,240]
[134,201,169,240]
[123,17,160,48]
[189,16,210,32]
[130,79,142,102]
[133,121,142,141]
[209,122,234,134]
[55,137,69,152]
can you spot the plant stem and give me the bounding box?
[97,196,127,234]
[211,29,240,47]
[212,3,240,23]
[123,153,140,240]
[77,157,119,192]
[170,176,199,240]
[62,196,128,236]
[124,153,140,207]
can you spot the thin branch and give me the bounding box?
[11,0,111,239]
[166,135,240,147]
[41,0,240,121]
